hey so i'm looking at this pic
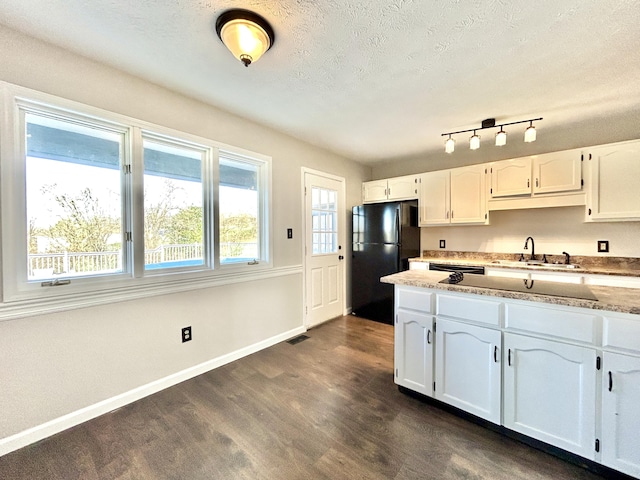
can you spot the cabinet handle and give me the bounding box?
[446,211,449,219]
[493,345,498,363]
[451,211,454,219]
[527,179,530,188]
[536,178,539,187]
[608,371,613,392]
[508,348,512,366]
[427,330,431,345]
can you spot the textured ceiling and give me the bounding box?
[1,0,639,164]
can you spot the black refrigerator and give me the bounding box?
[351,200,420,324]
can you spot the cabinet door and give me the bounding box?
[450,164,487,224]
[435,318,501,423]
[362,179,388,203]
[533,151,582,194]
[601,352,640,478]
[419,170,450,226]
[490,158,531,197]
[387,175,419,201]
[395,309,434,397]
[586,141,640,221]
[503,333,596,459]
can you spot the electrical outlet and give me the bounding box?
[182,326,192,343]
[597,240,609,253]
[439,240,446,249]
[287,228,293,239]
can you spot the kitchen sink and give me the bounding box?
[490,260,581,269]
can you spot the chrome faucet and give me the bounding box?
[562,251,571,265]
[523,236,535,261]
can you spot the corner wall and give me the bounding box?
[0,25,369,452]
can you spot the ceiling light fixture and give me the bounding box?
[216,9,275,67]
[445,134,455,154]
[469,131,481,150]
[524,120,537,142]
[442,117,542,153]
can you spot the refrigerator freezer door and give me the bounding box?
[353,203,399,245]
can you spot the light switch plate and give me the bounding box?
[597,240,609,253]
[439,240,446,249]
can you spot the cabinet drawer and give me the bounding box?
[396,286,434,313]
[603,313,640,353]
[505,303,598,344]
[436,294,502,326]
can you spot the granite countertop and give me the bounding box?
[410,252,640,278]
[381,270,640,315]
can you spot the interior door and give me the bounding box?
[304,171,345,328]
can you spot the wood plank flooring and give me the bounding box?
[0,316,610,480]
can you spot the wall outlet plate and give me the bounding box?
[597,240,609,253]
[182,326,192,343]
[439,240,446,249]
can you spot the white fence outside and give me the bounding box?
[28,242,258,278]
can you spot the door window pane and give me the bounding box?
[143,139,204,270]
[26,113,124,280]
[219,156,260,263]
[311,187,337,254]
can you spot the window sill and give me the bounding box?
[0,264,302,321]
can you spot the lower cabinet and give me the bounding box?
[601,352,640,477]
[502,333,597,459]
[435,318,501,423]
[395,308,434,397]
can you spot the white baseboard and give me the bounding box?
[0,325,307,457]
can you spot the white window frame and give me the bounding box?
[0,82,272,316]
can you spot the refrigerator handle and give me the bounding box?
[395,207,400,244]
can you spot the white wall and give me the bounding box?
[0,25,369,450]
[422,206,640,258]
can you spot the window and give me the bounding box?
[143,137,206,271]
[311,187,338,254]
[219,154,264,264]
[0,84,271,306]
[25,112,126,280]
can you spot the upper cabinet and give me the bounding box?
[419,164,488,226]
[490,150,582,198]
[490,158,531,197]
[362,174,419,203]
[585,139,640,222]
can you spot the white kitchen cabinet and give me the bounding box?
[503,332,597,459]
[394,286,435,397]
[533,150,582,194]
[363,175,419,203]
[395,308,434,397]
[491,158,531,197]
[362,179,389,203]
[601,352,640,477]
[585,140,640,221]
[435,318,501,423]
[450,164,487,224]
[491,152,582,198]
[419,170,449,225]
[419,165,487,226]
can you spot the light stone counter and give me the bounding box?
[381,270,640,315]
[410,252,640,277]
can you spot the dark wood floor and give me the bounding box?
[0,316,608,480]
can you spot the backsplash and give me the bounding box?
[421,206,640,258]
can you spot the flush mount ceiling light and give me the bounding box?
[216,9,275,67]
[442,117,542,153]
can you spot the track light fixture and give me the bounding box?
[442,117,542,153]
[444,134,455,153]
